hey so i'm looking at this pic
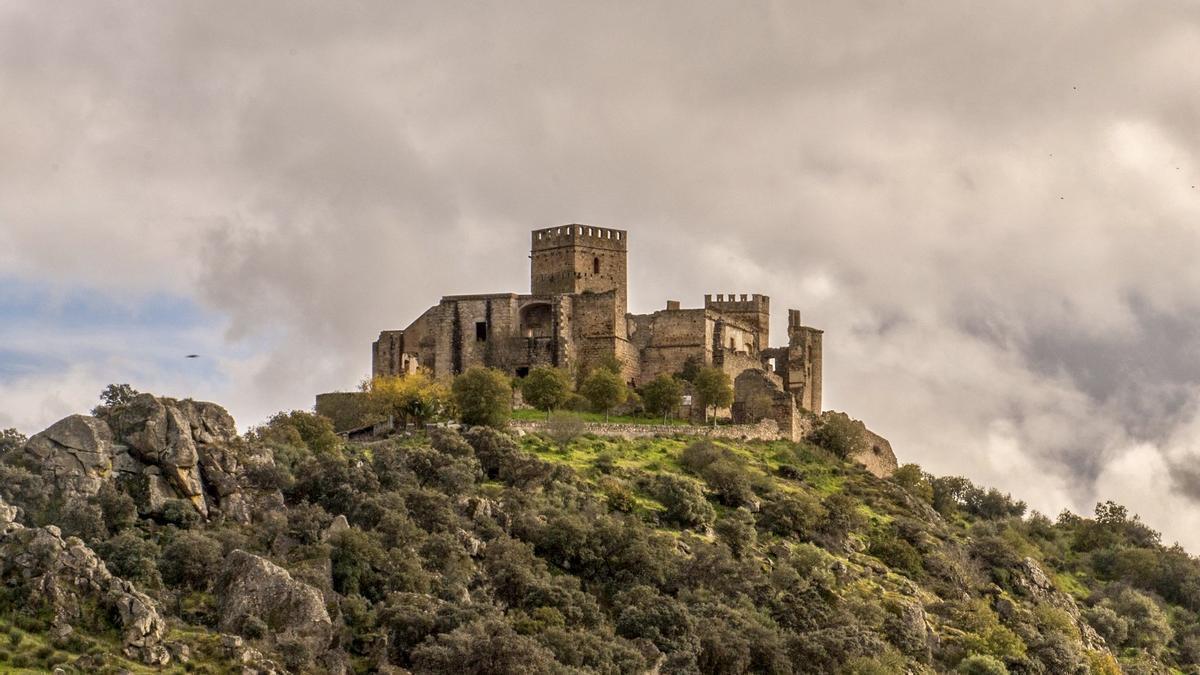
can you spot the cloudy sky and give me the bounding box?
[3,2,1200,547]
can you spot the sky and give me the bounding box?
[3,1,1200,548]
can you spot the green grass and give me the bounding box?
[511,408,692,426]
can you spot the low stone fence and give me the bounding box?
[509,418,784,442]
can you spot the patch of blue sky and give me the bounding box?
[0,276,255,389]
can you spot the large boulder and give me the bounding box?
[216,550,333,657]
[0,496,169,665]
[21,415,115,498]
[106,394,208,515]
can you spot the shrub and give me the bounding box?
[580,368,627,421]
[96,532,162,590]
[520,367,572,418]
[58,500,107,543]
[714,509,757,558]
[693,368,733,424]
[452,367,512,428]
[159,530,223,590]
[957,653,1008,675]
[651,474,715,530]
[159,499,202,529]
[809,412,868,459]
[641,375,683,423]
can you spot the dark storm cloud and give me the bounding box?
[4,1,1200,545]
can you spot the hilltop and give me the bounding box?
[0,391,1197,674]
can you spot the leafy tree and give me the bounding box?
[675,355,702,383]
[892,463,933,502]
[410,617,560,674]
[451,367,512,428]
[810,412,868,458]
[0,428,26,455]
[693,367,733,425]
[96,532,162,590]
[92,383,140,417]
[159,530,223,590]
[367,372,453,428]
[94,483,138,534]
[641,375,683,424]
[957,654,1009,675]
[58,501,106,543]
[714,508,757,558]
[255,410,341,455]
[580,368,627,422]
[519,366,572,419]
[651,474,716,529]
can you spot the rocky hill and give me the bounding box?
[0,391,1197,674]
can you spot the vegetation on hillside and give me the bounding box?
[2,385,1200,673]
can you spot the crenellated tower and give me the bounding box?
[531,225,628,315]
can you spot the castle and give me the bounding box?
[371,226,825,440]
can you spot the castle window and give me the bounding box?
[475,321,488,341]
[593,256,600,274]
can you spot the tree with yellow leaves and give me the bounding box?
[365,371,453,429]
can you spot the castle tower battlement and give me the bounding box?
[706,293,770,350]
[531,225,628,315]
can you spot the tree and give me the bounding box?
[641,375,683,424]
[0,428,26,455]
[810,412,868,459]
[451,367,512,428]
[693,367,733,425]
[92,383,141,419]
[580,368,627,422]
[367,372,453,429]
[255,410,341,454]
[520,367,572,419]
[675,355,702,383]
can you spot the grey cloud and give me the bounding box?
[4,1,1200,546]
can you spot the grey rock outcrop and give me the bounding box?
[16,394,281,524]
[21,415,116,498]
[0,495,169,665]
[216,550,333,657]
[106,394,209,515]
[1012,556,1109,653]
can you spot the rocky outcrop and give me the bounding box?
[16,394,280,523]
[1011,556,1109,653]
[0,496,169,665]
[216,550,333,657]
[105,394,210,516]
[21,415,116,498]
[853,426,899,479]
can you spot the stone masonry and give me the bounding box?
[370,226,825,439]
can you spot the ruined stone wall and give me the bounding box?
[570,290,630,377]
[314,392,376,432]
[705,294,770,350]
[510,418,783,442]
[628,309,710,385]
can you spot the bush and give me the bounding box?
[714,509,757,558]
[651,474,715,530]
[58,500,107,543]
[159,499,202,529]
[452,367,512,428]
[641,375,683,423]
[957,654,1009,675]
[97,532,162,590]
[809,412,867,459]
[159,530,223,590]
[520,367,572,418]
[579,368,627,421]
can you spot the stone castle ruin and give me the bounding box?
[371,226,825,441]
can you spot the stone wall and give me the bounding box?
[510,418,783,442]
